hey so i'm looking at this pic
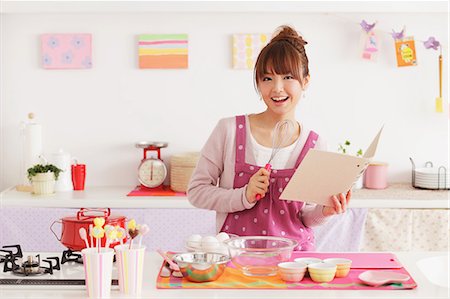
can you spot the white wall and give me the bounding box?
[1,3,448,190]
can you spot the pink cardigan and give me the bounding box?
[187,115,330,233]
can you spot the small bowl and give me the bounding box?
[172,252,230,282]
[278,262,307,282]
[323,258,352,278]
[308,262,337,283]
[294,257,323,265]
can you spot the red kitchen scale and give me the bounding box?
[127,142,185,196]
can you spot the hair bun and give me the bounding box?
[271,25,308,47]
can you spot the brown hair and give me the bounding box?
[254,25,309,89]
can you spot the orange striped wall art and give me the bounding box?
[138,34,188,69]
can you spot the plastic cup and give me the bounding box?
[72,164,86,190]
[81,248,114,299]
[114,244,146,295]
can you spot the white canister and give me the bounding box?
[52,149,73,191]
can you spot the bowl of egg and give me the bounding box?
[185,232,236,255]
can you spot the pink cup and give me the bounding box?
[364,163,388,189]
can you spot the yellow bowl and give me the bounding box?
[323,258,352,278]
[308,262,336,283]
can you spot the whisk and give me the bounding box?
[255,119,295,201]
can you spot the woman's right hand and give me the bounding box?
[246,168,270,203]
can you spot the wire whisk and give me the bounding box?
[255,119,295,201]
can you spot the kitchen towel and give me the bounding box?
[313,208,368,251]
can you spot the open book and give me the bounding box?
[279,127,383,207]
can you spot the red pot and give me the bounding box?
[50,208,127,251]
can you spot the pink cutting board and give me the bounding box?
[292,252,403,269]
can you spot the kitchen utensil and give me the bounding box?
[323,258,352,278]
[224,236,297,276]
[364,162,388,189]
[410,158,449,190]
[172,252,230,282]
[79,227,90,248]
[81,248,114,298]
[138,224,149,247]
[50,208,127,251]
[135,142,168,188]
[308,262,337,283]
[52,149,72,191]
[255,119,295,200]
[115,244,146,295]
[157,249,180,271]
[358,270,410,287]
[436,51,443,112]
[71,162,86,190]
[277,262,307,282]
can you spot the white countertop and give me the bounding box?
[0,251,448,298]
[0,183,448,209]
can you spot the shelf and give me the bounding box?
[0,186,194,209]
[1,1,447,14]
[0,183,448,209]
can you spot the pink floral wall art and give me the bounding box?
[41,34,92,69]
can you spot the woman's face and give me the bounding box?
[258,72,306,117]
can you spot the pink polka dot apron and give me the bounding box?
[221,115,319,251]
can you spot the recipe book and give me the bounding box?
[280,127,383,207]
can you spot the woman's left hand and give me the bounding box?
[322,190,352,217]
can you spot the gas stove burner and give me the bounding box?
[0,245,23,264]
[8,254,60,276]
[1,244,61,276]
[61,249,83,264]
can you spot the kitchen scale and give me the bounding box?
[135,142,168,188]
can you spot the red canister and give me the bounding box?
[50,208,127,251]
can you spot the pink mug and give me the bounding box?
[364,163,388,189]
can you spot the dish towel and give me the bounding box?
[313,208,368,251]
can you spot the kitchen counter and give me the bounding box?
[0,251,448,298]
[0,183,448,209]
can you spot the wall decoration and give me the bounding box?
[394,37,417,67]
[138,34,188,69]
[360,20,379,61]
[41,34,92,69]
[232,34,269,69]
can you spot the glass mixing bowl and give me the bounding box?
[224,236,298,276]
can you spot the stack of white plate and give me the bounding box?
[415,167,450,189]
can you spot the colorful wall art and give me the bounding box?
[395,37,417,67]
[232,34,269,69]
[138,34,188,69]
[41,34,92,69]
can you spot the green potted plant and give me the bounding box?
[27,164,62,195]
[338,140,364,189]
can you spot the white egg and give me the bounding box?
[201,236,220,252]
[186,234,202,249]
[216,232,230,242]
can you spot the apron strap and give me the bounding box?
[235,115,247,164]
[295,131,319,168]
